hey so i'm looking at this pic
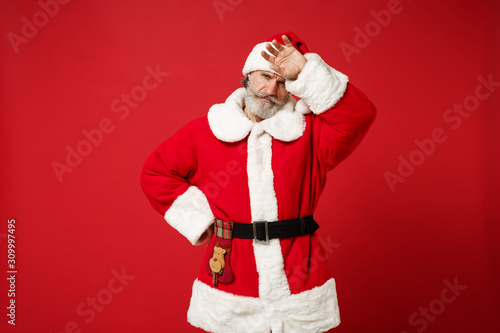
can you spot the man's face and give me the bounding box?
[248,70,289,102]
[245,70,290,120]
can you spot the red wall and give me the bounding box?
[1,0,499,332]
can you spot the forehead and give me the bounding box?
[253,70,285,81]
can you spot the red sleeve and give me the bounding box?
[141,128,195,215]
[140,120,214,245]
[285,52,376,172]
[313,82,376,171]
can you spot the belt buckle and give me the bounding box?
[253,220,269,245]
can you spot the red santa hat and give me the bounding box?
[242,31,309,77]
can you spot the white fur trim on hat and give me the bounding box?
[242,42,281,77]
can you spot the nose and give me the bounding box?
[265,81,278,97]
[213,258,217,261]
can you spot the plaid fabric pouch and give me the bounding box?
[205,219,235,287]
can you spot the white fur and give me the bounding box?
[242,42,281,77]
[187,278,340,333]
[207,88,305,143]
[271,278,341,332]
[164,186,214,245]
[286,53,349,114]
[260,99,305,142]
[188,279,270,333]
[246,124,291,304]
[295,99,311,114]
[207,88,253,143]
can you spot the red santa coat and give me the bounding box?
[141,53,376,333]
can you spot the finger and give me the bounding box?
[261,50,275,64]
[269,64,282,74]
[272,39,285,51]
[282,35,294,48]
[266,43,280,57]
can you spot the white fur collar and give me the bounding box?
[207,88,306,143]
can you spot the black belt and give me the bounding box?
[231,215,319,244]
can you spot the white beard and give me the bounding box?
[244,87,289,120]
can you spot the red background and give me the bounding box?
[1,0,499,332]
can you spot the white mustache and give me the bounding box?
[252,90,286,106]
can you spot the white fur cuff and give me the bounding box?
[286,53,349,114]
[164,186,214,245]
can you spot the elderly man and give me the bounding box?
[141,32,376,333]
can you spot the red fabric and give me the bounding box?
[141,82,376,297]
[265,31,309,55]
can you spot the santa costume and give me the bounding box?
[141,32,376,333]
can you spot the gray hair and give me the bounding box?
[240,76,250,88]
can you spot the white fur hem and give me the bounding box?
[187,278,340,333]
[286,53,349,114]
[164,186,214,245]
